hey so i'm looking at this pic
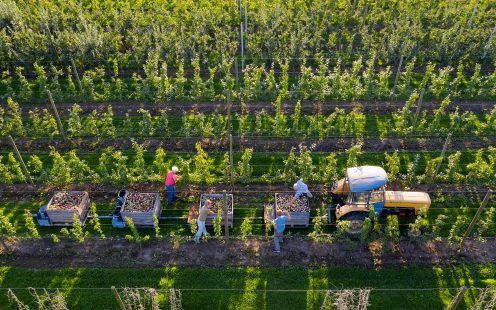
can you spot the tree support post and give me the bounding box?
[8,135,33,184]
[430,132,452,188]
[223,190,230,242]
[392,55,404,96]
[47,90,66,140]
[229,134,235,193]
[411,88,425,134]
[111,286,126,310]
[70,57,84,102]
[447,286,467,310]
[459,190,493,253]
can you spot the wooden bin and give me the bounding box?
[121,192,162,228]
[46,191,90,226]
[200,193,234,229]
[274,193,310,228]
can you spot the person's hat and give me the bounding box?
[172,166,179,172]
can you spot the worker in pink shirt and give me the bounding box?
[165,166,180,205]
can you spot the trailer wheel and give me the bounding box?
[340,212,370,239]
[349,220,364,236]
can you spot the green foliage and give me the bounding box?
[385,150,400,183]
[0,211,16,235]
[190,142,215,185]
[151,148,167,182]
[67,104,83,137]
[28,108,59,137]
[335,221,351,240]
[130,142,147,183]
[321,153,338,185]
[385,215,400,241]
[124,217,149,242]
[190,218,198,235]
[48,148,72,186]
[153,214,161,238]
[240,218,253,240]
[422,157,443,183]
[431,214,448,241]
[24,210,39,238]
[5,98,25,136]
[236,148,253,182]
[360,217,372,242]
[345,144,362,170]
[66,150,97,183]
[296,145,315,181]
[137,108,154,136]
[70,213,87,243]
[213,210,223,237]
[89,203,105,239]
[408,209,429,241]
[467,150,492,183]
[309,207,327,242]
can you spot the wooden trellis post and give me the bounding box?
[70,57,84,102]
[229,134,235,193]
[411,88,425,134]
[223,190,230,241]
[430,132,452,187]
[447,286,467,310]
[459,190,493,252]
[483,25,496,59]
[227,81,232,134]
[392,55,404,95]
[8,135,33,184]
[111,286,126,310]
[47,90,66,140]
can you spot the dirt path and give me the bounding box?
[1,136,493,153]
[0,237,494,268]
[0,183,489,202]
[4,100,495,117]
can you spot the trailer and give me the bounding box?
[264,193,311,228]
[112,190,162,228]
[37,191,90,227]
[188,193,234,228]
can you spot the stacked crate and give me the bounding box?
[199,193,234,228]
[120,192,162,228]
[46,191,90,226]
[273,193,310,227]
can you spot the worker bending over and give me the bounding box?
[293,178,312,201]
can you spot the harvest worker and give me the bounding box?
[272,209,291,253]
[292,178,312,200]
[194,199,213,243]
[165,166,180,205]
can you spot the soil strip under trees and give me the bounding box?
[0,136,494,153]
[0,237,494,268]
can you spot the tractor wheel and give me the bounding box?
[340,212,371,239]
[348,220,364,238]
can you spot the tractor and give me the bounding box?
[331,166,431,235]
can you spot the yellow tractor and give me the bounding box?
[331,166,431,235]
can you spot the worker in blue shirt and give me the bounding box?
[272,209,291,253]
[292,178,313,200]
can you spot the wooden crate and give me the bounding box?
[199,193,234,228]
[274,193,310,228]
[46,191,90,226]
[121,192,162,228]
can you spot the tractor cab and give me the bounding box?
[332,165,431,228]
[334,166,388,221]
